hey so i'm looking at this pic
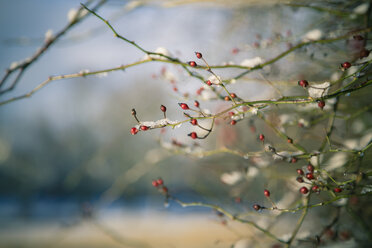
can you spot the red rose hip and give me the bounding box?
[188,61,197,67]
[160,105,166,112]
[300,187,309,194]
[253,204,261,211]
[298,80,309,88]
[189,132,197,139]
[178,103,190,110]
[264,189,270,197]
[297,169,304,175]
[130,127,138,135]
[334,187,342,193]
[341,62,351,69]
[140,126,149,131]
[195,52,202,59]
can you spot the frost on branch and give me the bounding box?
[44,29,54,42]
[240,56,264,67]
[220,171,243,185]
[302,29,323,41]
[135,118,180,129]
[67,8,79,23]
[207,75,221,85]
[307,82,330,98]
[144,47,172,60]
[353,3,369,15]
[67,7,89,23]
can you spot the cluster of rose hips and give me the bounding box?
[130,106,167,135]
[131,52,207,137]
[252,163,345,211]
[152,177,168,195]
[296,163,320,194]
[130,98,211,140]
[296,163,343,194]
[130,51,252,139]
[178,101,210,140]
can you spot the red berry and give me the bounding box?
[152,180,159,187]
[224,96,230,101]
[162,186,168,193]
[194,100,200,107]
[291,157,298,163]
[160,105,166,112]
[306,173,315,180]
[296,169,304,175]
[307,164,314,172]
[188,61,197,67]
[259,134,265,141]
[140,126,149,131]
[300,186,309,194]
[342,62,351,69]
[230,93,237,98]
[157,178,164,185]
[312,185,319,192]
[195,52,202,59]
[228,112,235,116]
[130,127,138,135]
[318,100,325,109]
[196,88,203,95]
[190,119,198,125]
[253,204,261,211]
[287,137,293,144]
[189,132,197,139]
[264,189,270,197]
[296,177,304,183]
[230,120,237,125]
[333,187,342,193]
[206,80,212,86]
[232,48,239,54]
[178,103,189,110]
[298,80,309,88]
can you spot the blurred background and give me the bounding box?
[0,0,371,247]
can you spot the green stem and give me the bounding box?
[286,196,310,247]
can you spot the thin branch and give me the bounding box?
[0,0,107,94]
